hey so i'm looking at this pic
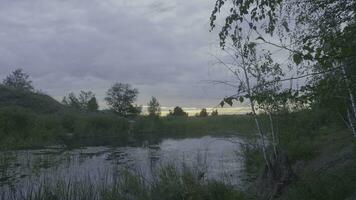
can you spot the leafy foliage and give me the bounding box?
[210,0,356,138]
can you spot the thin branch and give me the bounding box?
[204,80,239,89]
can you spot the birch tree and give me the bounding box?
[210,0,356,138]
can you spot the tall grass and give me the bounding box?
[283,143,356,200]
[1,165,245,200]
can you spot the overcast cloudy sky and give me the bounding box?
[0,0,248,113]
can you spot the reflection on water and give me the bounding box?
[0,136,245,196]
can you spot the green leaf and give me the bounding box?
[239,96,244,103]
[220,101,225,107]
[224,97,233,106]
[303,53,313,60]
[293,53,303,65]
[302,45,314,53]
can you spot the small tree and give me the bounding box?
[105,83,140,117]
[78,91,95,110]
[87,97,99,112]
[169,106,188,117]
[147,96,161,117]
[199,108,208,117]
[3,69,34,91]
[211,109,218,116]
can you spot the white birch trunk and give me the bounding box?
[268,112,278,158]
[347,108,356,137]
[340,64,356,137]
[242,65,270,168]
[341,64,356,117]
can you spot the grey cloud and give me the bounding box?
[0,0,237,108]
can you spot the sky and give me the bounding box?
[0,0,254,114]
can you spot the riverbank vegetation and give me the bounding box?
[0,82,255,149]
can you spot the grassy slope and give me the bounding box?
[0,86,130,149]
[0,86,65,113]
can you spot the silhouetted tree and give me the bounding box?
[199,108,208,117]
[168,106,188,117]
[3,69,33,91]
[105,83,141,117]
[78,91,95,109]
[147,96,161,117]
[87,97,99,112]
[211,109,218,116]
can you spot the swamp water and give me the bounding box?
[0,136,247,198]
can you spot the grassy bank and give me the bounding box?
[0,106,131,149]
[0,106,255,149]
[240,110,356,199]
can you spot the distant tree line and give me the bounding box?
[194,108,219,117]
[1,69,219,118]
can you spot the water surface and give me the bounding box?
[0,136,245,196]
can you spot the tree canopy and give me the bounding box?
[210,0,356,128]
[209,1,356,194]
[105,83,141,117]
